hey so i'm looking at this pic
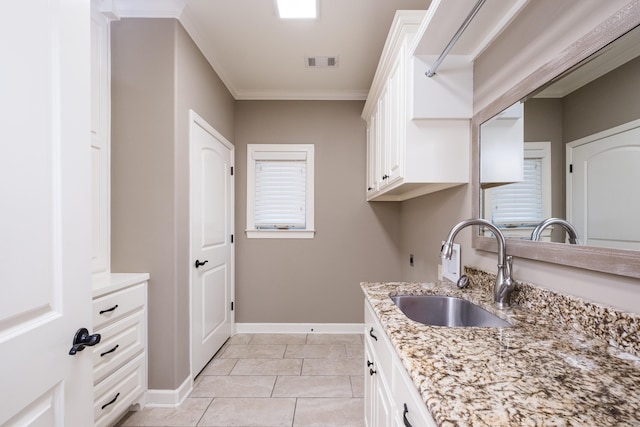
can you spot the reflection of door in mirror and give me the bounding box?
[482,142,551,239]
[567,120,640,250]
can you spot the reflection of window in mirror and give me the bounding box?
[483,142,551,239]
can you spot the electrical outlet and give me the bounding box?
[409,253,414,266]
[441,241,461,283]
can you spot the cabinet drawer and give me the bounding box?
[93,282,145,329]
[392,358,437,427]
[364,300,392,376]
[94,353,145,427]
[93,310,145,384]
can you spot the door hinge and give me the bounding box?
[230,166,234,176]
[569,164,573,173]
[231,301,234,311]
[231,234,234,243]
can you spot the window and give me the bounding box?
[246,144,315,238]
[483,142,552,239]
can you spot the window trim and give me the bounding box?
[246,144,315,239]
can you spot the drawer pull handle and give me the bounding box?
[99,304,118,315]
[369,327,378,341]
[369,368,377,376]
[403,403,413,427]
[100,344,119,357]
[101,392,120,410]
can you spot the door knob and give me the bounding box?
[69,327,101,355]
[194,259,209,268]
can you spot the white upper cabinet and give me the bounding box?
[363,0,529,201]
[363,9,472,201]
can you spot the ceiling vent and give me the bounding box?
[306,56,338,68]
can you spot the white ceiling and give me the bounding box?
[111,0,430,100]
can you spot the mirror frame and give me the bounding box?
[472,2,640,280]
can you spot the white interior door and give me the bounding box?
[568,121,640,250]
[190,111,234,377]
[0,1,93,425]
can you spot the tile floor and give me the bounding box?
[117,333,365,427]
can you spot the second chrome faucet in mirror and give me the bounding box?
[442,219,515,309]
[531,218,579,244]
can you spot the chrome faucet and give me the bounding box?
[441,219,514,309]
[530,218,579,244]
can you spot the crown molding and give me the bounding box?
[234,89,369,101]
[108,0,186,19]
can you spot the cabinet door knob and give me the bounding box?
[367,360,374,367]
[369,368,377,376]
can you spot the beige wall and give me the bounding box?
[400,185,470,282]
[523,98,565,241]
[234,101,402,323]
[563,55,640,142]
[111,18,235,390]
[398,0,640,314]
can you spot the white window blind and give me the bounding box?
[246,144,315,239]
[490,158,544,226]
[255,160,307,229]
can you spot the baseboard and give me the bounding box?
[145,375,193,408]
[234,323,364,334]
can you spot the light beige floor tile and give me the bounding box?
[272,375,352,398]
[284,344,346,359]
[302,358,363,376]
[215,335,252,357]
[198,397,295,427]
[227,334,253,345]
[293,398,364,426]
[219,344,286,359]
[190,376,276,398]
[306,334,363,345]
[249,333,307,345]
[231,358,302,376]
[350,375,364,398]
[200,358,237,376]
[119,397,211,426]
[345,344,364,359]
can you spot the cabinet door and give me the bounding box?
[375,376,393,427]
[385,54,404,186]
[364,338,376,427]
[377,84,390,189]
[366,114,380,195]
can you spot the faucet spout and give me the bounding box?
[441,219,514,308]
[531,218,579,244]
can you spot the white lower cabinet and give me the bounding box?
[365,300,436,427]
[92,273,149,427]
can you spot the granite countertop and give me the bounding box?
[361,280,640,426]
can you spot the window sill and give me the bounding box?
[245,229,316,239]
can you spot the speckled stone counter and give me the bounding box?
[361,277,640,426]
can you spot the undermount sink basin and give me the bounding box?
[390,295,510,328]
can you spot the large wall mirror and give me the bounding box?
[472,4,640,279]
